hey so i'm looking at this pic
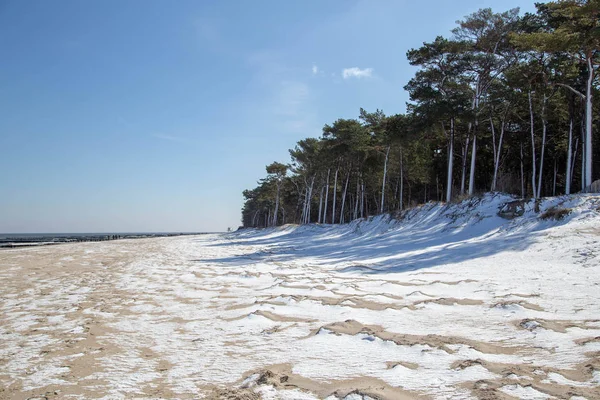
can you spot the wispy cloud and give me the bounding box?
[153,133,185,143]
[272,80,315,133]
[342,67,373,79]
[244,50,318,135]
[274,81,310,117]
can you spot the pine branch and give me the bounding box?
[553,83,585,99]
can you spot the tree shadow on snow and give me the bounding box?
[198,216,562,275]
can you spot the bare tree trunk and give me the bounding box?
[394,175,399,210]
[380,146,390,214]
[301,185,308,224]
[372,191,379,214]
[553,158,557,196]
[491,116,506,192]
[340,171,350,223]
[557,59,594,189]
[399,151,404,211]
[306,176,315,224]
[354,175,360,220]
[460,135,470,195]
[310,177,315,221]
[585,55,593,188]
[468,91,480,196]
[317,184,324,223]
[291,179,302,224]
[491,116,497,182]
[468,135,477,195]
[520,142,525,198]
[446,119,454,202]
[360,181,365,219]
[529,90,538,199]
[273,182,280,226]
[301,177,313,224]
[497,120,506,191]
[332,168,339,223]
[566,117,573,195]
[581,121,586,192]
[571,135,579,192]
[537,96,548,198]
[323,169,330,224]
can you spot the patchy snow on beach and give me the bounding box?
[1,193,599,399]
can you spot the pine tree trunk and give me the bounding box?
[461,135,470,195]
[529,90,538,199]
[340,171,350,223]
[360,181,365,218]
[332,168,339,223]
[273,182,280,226]
[317,185,324,223]
[572,136,580,193]
[494,120,506,192]
[380,146,390,214]
[301,185,309,224]
[553,158,557,196]
[581,121,586,192]
[468,135,477,195]
[354,175,360,220]
[373,192,379,215]
[585,55,593,188]
[394,176,399,210]
[306,176,315,224]
[399,151,404,211]
[537,96,548,198]
[491,113,506,192]
[446,119,454,202]
[323,169,330,224]
[520,142,525,198]
[491,116,497,190]
[566,117,573,195]
[468,92,479,196]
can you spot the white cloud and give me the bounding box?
[312,64,318,75]
[342,67,373,79]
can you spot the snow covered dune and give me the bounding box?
[1,194,599,399]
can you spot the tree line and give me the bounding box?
[242,1,599,228]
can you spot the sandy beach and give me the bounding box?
[1,195,600,399]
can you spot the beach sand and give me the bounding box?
[1,203,599,400]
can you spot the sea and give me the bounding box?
[0,232,208,247]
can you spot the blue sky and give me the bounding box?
[0,0,536,233]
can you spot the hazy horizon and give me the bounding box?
[0,231,219,235]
